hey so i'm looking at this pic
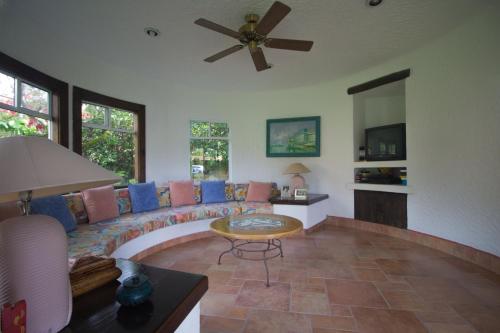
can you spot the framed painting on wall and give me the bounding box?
[266,116,320,157]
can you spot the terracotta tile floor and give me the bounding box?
[141,225,500,333]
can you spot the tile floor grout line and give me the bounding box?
[143,227,500,333]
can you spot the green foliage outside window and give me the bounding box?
[0,109,48,138]
[190,121,229,181]
[82,103,137,185]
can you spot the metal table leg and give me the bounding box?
[217,237,284,287]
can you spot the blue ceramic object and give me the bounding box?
[116,274,153,306]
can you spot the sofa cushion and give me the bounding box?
[234,183,248,201]
[225,183,235,201]
[115,188,132,215]
[239,202,273,215]
[193,184,202,204]
[170,181,197,207]
[246,181,272,202]
[128,182,160,213]
[201,180,227,204]
[31,195,77,232]
[67,201,242,260]
[82,185,120,224]
[64,193,88,224]
[156,186,171,208]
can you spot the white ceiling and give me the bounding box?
[0,0,489,91]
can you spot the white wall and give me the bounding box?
[1,7,499,255]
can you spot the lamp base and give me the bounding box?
[290,174,306,194]
[0,215,72,333]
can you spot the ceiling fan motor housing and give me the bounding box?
[239,14,265,46]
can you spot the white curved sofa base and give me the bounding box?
[110,218,216,259]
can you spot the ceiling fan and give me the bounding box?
[194,1,314,72]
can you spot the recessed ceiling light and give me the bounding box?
[367,0,383,6]
[144,27,160,38]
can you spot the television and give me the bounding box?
[365,123,406,161]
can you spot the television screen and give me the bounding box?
[365,123,406,161]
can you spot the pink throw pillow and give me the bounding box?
[81,185,119,224]
[245,181,272,202]
[169,181,197,207]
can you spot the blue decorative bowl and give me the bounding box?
[116,274,153,306]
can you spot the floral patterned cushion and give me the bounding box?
[64,193,88,224]
[67,202,243,260]
[115,188,132,215]
[156,186,171,208]
[234,183,278,201]
[193,185,202,204]
[234,183,248,201]
[239,202,273,215]
[225,183,235,201]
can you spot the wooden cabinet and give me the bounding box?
[354,190,407,229]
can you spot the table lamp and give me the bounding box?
[283,162,311,193]
[0,136,120,333]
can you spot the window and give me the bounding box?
[190,121,229,180]
[73,87,145,185]
[0,52,69,146]
[0,71,51,138]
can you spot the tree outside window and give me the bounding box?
[81,103,137,185]
[190,121,229,181]
[0,71,50,138]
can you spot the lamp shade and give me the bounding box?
[0,136,120,203]
[283,163,311,175]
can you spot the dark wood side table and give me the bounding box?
[270,193,330,230]
[61,259,208,333]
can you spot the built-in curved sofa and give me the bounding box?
[65,183,276,261]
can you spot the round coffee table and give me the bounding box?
[210,214,303,287]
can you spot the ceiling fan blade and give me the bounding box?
[265,38,314,51]
[194,18,242,39]
[255,1,291,36]
[204,45,244,63]
[250,47,270,72]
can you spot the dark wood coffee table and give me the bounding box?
[61,259,208,333]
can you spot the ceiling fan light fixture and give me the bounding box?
[144,27,161,38]
[367,0,383,7]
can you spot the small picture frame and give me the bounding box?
[281,185,290,198]
[294,188,308,200]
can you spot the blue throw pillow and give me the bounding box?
[128,182,160,213]
[201,180,227,204]
[30,195,77,233]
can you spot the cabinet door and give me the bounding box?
[354,190,407,229]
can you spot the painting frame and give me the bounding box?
[266,116,321,157]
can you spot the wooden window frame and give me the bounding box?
[72,86,146,183]
[0,51,69,147]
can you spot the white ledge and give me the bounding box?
[346,183,413,194]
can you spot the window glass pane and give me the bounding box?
[20,82,49,114]
[190,121,209,137]
[211,122,229,137]
[0,72,15,106]
[190,139,229,180]
[0,108,48,138]
[110,108,134,131]
[82,127,136,185]
[82,103,106,126]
